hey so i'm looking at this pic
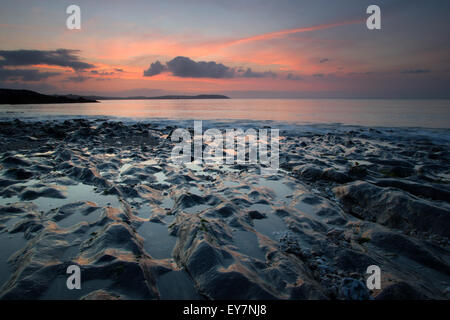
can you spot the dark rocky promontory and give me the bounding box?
[0,89,98,104]
[0,89,230,104]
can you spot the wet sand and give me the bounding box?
[0,118,449,300]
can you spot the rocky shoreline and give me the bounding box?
[0,119,449,300]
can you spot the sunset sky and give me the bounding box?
[1,0,449,98]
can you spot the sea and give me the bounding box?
[1,99,450,143]
[1,98,449,128]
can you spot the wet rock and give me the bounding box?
[172,215,282,299]
[0,184,26,197]
[175,193,219,210]
[118,185,139,198]
[1,156,32,167]
[81,223,142,256]
[334,181,450,237]
[326,229,343,239]
[0,178,18,188]
[20,187,66,201]
[30,164,52,174]
[10,218,43,236]
[214,203,237,217]
[44,125,67,139]
[334,249,378,274]
[80,259,156,299]
[56,149,72,161]
[204,270,277,300]
[67,166,110,188]
[289,283,327,299]
[369,231,450,275]
[0,119,449,300]
[51,202,99,222]
[375,282,429,300]
[1,263,67,299]
[81,289,122,300]
[231,197,252,206]
[293,164,323,181]
[445,286,450,298]
[347,165,367,178]
[321,168,352,184]
[385,165,415,178]
[339,278,371,300]
[277,231,304,256]
[175,193,206,209]
[368,158,414,168]
[248,210,266,220]
[374,179,450,202]
[0,202,37,214]
[3,168,33,180]
[184,240,232,278]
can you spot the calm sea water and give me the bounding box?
[1,99,449,128]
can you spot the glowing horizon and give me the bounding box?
[0,0,449,98]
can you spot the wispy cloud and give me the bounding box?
[0,68,60,81]
[224,19,363,48]
[400,69,431,74]
[66,75,92,82]
[286,73,302,80]
[90,70,114,76]
[240,68,277,78]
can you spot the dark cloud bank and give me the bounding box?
[143,61,166,77]
[0,49,94,70]
[0,49,95,82]
[0,68,59,82]
[143,56,279,79]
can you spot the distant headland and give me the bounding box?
[77,94,230,100]
[0,88,230,104]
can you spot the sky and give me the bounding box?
[0,0,449,98]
